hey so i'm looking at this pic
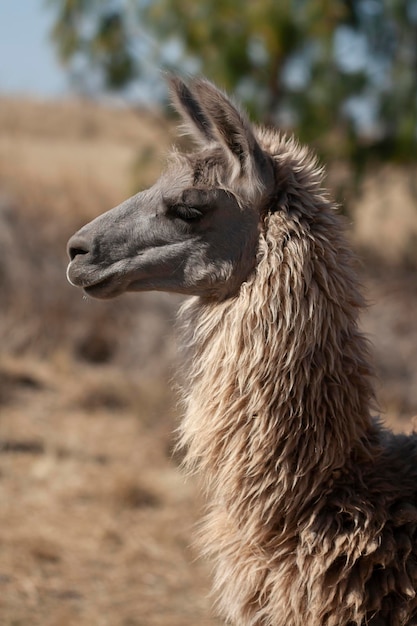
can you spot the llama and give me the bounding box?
[67,77,417,626]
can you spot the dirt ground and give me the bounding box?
[0,355,220,626]
[0,96,416,626]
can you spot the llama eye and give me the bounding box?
[172,205,204,221]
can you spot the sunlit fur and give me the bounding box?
[179,126,417,625]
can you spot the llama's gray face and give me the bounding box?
[67,77,274,300]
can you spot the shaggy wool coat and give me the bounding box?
[179,129,417,626]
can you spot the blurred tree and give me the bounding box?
[47,0,417,186]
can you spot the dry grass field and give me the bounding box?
[0,95,416,626]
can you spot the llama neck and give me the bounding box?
[179,210,376,530]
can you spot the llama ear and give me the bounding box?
[191,78,272,185]
[168,75,216,144]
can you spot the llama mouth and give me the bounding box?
[67,242,194,298]
[83,275,126,299]
[67,262,124,299]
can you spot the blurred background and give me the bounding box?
[0,1,416,624]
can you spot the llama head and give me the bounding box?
[67,77,275,300]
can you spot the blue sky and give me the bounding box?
[0,1,164,103]
[0,1,69,97]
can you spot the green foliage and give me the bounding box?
[47,0,417,178]
[48,0,137,89]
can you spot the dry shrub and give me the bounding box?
[352,165,417,268]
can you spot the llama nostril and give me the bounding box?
[67,235,91,261]
[69,246,88,261]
